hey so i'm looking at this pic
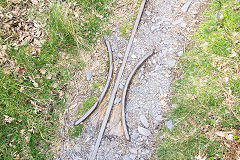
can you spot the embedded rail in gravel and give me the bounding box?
[90,0,147,159]
[56,0,209,159]
[122,50,155,141]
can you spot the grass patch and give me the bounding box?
[0,0,112,159]
[92,82,101,92]
[78,96,97,115]
[158,0,240,159]
[68,124,83,138]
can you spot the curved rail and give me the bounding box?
[74,39,113,126]
[122,50,155,140]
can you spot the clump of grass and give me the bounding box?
[0,0,112,159]
[92,82,101,92]
[68,124,83,137]
[78,96,97,115]
[158,0,240,159]
[48,1,112,50]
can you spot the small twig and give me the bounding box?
[122,50,155,140]
[40,131,51,143]
[174,111,191,126]
[90,0,147,159]
[74,39,113,125]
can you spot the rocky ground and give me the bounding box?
[54,0,210,159]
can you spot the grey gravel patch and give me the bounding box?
[130,154,137,159]
[155,115,163,121]
[74,146,81,153]
[123,155,131,160]
[140,115,149,128]
[129,148,138,154]
[150,25,160,31]
[138,126,151,136]
[180,22,187,28]
[165,120,174,130]
[181,1,192,12]
[86,72,92,81]
[172,18,183,25]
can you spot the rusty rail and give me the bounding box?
[122,50,155,140]
[74,39,113,125]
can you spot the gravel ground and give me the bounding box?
[55,0,209,159]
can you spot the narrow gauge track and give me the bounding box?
[73,0,152,159]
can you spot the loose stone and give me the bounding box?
[131,54,137,59]
[114,96,121,104]
[123,155,131,160]
[181,1,192,12]
[166,59,176,68]
[140,115,149,128]
[129,154,137,159]
[150,25,159,31]
[129,148,138,154]
[138,126,151,136]
[145,11,151,16]
[177,51,184,56]
[86,72,92,81]
[118,53,123,58]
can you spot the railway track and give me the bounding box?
[73,0,155,159]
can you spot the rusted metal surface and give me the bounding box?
[90,0,147,159]
[122,50,155,140]
[74,39,113,125]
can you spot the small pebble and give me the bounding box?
[166,59,176,68]
[131,54,137,59]
[118,53,123,58]
[86,72,92,81]
[131,131,139,140]
[140,115,149,128]
[123,155,131,160]
[145,11,151,16]
[181,1,192,12]
[165,120,174,130]
[129,148,138,154]
[177,51,184,56]
[129,154,137,159]
[114,96,121,104]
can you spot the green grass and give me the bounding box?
[158,0,240,159]
[0,0,112,159]
[92,82,101,92]
[78,96,97,115]
[68,124,83,138]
